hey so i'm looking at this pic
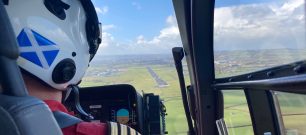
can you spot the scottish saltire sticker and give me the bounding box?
[17,28,59,69]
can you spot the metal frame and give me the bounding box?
[173,0,306,135]
[173,0,220,134]
[214,73,306,94]
[190,0,219,134]
[213,62,306,135]
[244,90,280,135]
[216,60,306,84]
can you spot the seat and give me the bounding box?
[0,106,19,135]
[0,94,63,135]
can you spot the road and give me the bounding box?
[147,67,169,87]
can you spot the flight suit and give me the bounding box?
[44,100,140,135]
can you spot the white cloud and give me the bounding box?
[136,35,145,44]
[132,2,142,10]
[100,32,114,48]
[134,15,181,52]
[95,32,130,56]
[96,15,182,55]
[95,0,305,56]
[102,24,116,31]
[214,0,305,50]
[166,15,177,25]
[95,6,109,15]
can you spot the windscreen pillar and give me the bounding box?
[191,0,218,135]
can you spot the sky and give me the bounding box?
[92,0,305,56]
[214,0,305,51]
[92,0,179,55]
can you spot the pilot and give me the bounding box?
[4,0,139,135]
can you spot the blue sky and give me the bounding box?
[215,0,283,7]
[92,0,183,55]
[93,0,276,41]
[93,0,174,41]
[91,0,305,55]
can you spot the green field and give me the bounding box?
[222,91,306,135]
[81,63,306,135]
[81,64,189,134]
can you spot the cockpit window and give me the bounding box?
[275,91,306,134]
[214,0,306,78]
[80,1,188,134]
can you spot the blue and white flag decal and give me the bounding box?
[17,28,59,69]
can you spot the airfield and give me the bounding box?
[81,49,306,135]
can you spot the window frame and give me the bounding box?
[214,63,306,135]
[173,0,306,135]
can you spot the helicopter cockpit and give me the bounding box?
[1,0,306,135]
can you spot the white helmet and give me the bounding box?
[4,0,101,90]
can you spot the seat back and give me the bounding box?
[0,106,20,135]
[0,95,63,135]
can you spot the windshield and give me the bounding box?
[214,0,306,134]
[214,0,306,78]
[81,1,188,134]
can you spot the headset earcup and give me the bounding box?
[52,59,76,84]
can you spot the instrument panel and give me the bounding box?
[83,97,138,127]
[64,84,144,131]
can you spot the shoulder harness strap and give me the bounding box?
[53,111,83,128]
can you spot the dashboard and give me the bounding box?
[64,84,144,132]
